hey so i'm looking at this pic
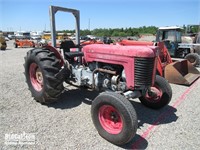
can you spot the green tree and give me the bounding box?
[60,26,159,37]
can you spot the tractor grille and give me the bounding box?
[134,57,155,87]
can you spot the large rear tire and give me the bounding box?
[91,92,138,145]
[0,47,6,50]
[0,43,6,50]
[139,75,172,109]
[185,53,200,66]
[24,48,64,104]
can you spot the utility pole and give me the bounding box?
[44,24,46,32]
[88,18,90,31]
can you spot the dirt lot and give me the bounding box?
[1,40,200,150]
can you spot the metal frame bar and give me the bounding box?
[49,5,80,49]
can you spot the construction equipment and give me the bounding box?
[118,39,200,85]
[0,32,7,50]
[14,39,35,48]
[24,6,172,145]
[156,26,200,66]
[178,33,200,66]
[193,32,200,55]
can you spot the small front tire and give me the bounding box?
[91,92,138,145]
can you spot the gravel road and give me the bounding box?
[0,40,200,150]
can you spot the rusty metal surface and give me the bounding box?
[164,60,200,85]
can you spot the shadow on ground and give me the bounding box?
[47,87,99,109]
[121,134,148,149]
[47,88,178,149]
[131,100,178,127]
[121,100,178,149]
[49,88,178,126]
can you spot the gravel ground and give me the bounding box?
[0,40,200,150]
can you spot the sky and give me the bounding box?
[0,0,199,32]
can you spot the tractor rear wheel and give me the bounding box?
[24,48,64,104]
[185,53,200,66]
[139,75,172,109]
[91,92,138,145]
[0,46,6,50]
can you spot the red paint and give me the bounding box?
[83,44,157,89]
[132,78,200,149]
[15,39,35,48]
[83,44,157,58]
[118,39,153,46]
[98,105,123,134]
[116,40,173,78]
[29,63,42,91]
[144,86,163,102]
[44,45,64,65]
[81,40,103,46]
[156,42,173,77]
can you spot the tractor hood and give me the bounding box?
[82,44,158,58]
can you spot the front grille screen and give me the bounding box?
[134,57,155,87]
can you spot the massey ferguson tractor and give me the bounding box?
[24,6,172,145]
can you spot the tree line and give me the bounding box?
[62,26,158,37]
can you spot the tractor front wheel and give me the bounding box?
[24,48,64,104]
[139,75,172,109]
[91,92,138,145]
[185,53,200,66]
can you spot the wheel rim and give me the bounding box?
[188,57,195,63]
[29,63,43,91]
[98,105,123,134]
[145,86,163,102]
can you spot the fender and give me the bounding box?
[117,39,153,46]
[43,45,71,80]
[81,40,104,46]
[43,45,64,66]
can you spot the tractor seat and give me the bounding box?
[60,40,83,59]
[60,40,77,52]
[65,51,84,59]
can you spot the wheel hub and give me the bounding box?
[36,68,43,84]
[110,112,119,122]
[146,87,162,102]
[98,105,123,134]
[29,63,43,91]
[189,58,195,63]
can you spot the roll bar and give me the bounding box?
[49,5,80,49]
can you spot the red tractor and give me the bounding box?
[117,39,200,85]
[14,39,35,48]
[24,6,172,145]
